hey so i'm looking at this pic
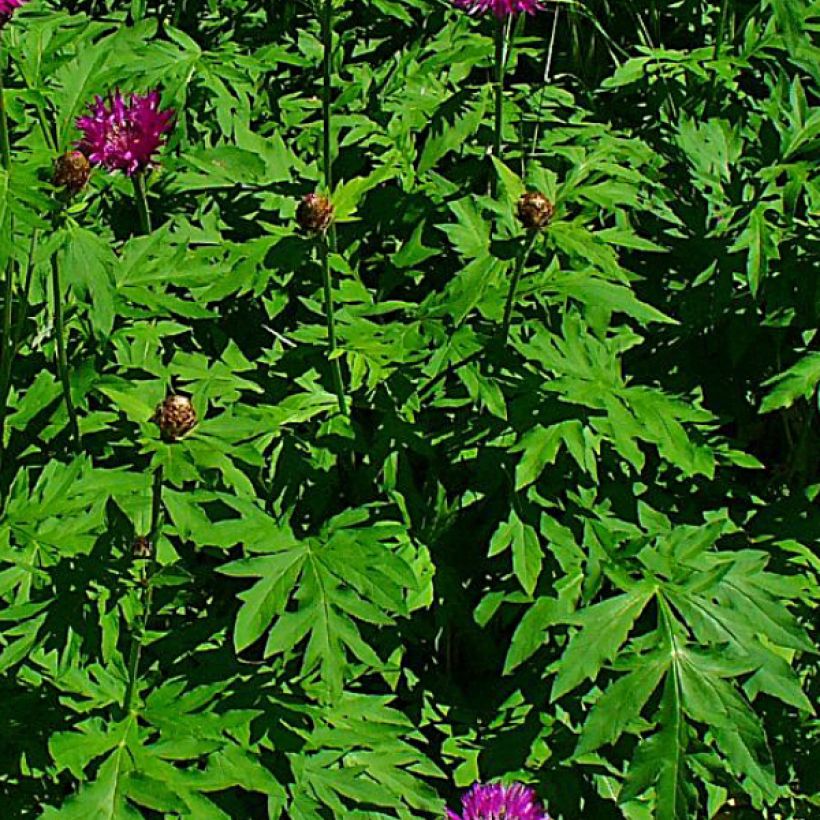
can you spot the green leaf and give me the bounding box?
[44,748,141,819]
[551,584,654,701]
[226,551,307,652]
[621,672,691,819]
[760,351,820,413]
[576,652,669,754]
[61,226,117,338]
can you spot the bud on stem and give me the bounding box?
[153,394,197,442]
[516,191,554,231]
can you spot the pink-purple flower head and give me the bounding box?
[453,0,541,18]
[0,0,29,27]
[447,783,549,820]
[76,90,174,177]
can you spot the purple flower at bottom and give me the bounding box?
[447,782,549,820]
[453,0,541,19]
[0,0,29,26]
[76,90,174,177]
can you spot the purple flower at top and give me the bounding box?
[453,0,541,18]
[76,90,174,177]
[0,0,29,27]
[447,782,549,820]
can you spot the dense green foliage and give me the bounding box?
[0,0,817,817]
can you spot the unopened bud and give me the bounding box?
[296,193,334,235]
[153,394,197,442]
[53,151,91,195]
[516,191,554,231]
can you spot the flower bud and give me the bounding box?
[153,394,197,442]
[53,151,91,195]
[132,535,153,559]
[296,193,334,235]
[516,191,554,231]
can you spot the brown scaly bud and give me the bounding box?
[53,151,91,195]
[153,394,197,442]
[132,535,153,559]
[296,193,334,235]
[516,190,554,231]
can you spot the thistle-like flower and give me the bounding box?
[516,191,554,231]
[453,0,541,18]
[0,0,28,27]
[447,783,549,820]
[153,395,197,442]
[296,193,334,235]
[76,90,174,177]
[53,151,92,195]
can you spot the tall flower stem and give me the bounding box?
[132,172,152,234]
[0,256,13,476]
[500,231,538,343]
[706,0,731,116]
[491,17,509,197]
[320,0,334,204]
[319,236,347,416]
[50,252,81,452]
[527,4,560,171]
[0,62,10,170]
[0,56,13,477]
[11,231,37,357]
[122,464,163,715]
[318,0,347,415]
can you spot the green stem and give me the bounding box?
[0,54,11,475]
[0,58,10,171]
[0,232,32,482]
[321,0,333,193]
[317,1,346,414]
[132,172,152,234]
[706,0,731,116]
[416,347,484,405]
[123,465,163,715]
[0,256,13,476]
[51,253,81,452]
[320,236,347,415]
[527,4,560,171]
[500,231,539,343]
[11,231,37,357]
[491,18,506,197]
[172,0,186,27]
[714,0,730,60]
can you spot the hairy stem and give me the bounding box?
[500,230,539,343]
[50,252,81,452]
[123,465,163,715]
[132,172,152,234]
[320,236,347,415]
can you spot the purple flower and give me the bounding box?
[453,0,541,18]
[0,0,28,27]
[76,90,174,177]
[447,782,549,820]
